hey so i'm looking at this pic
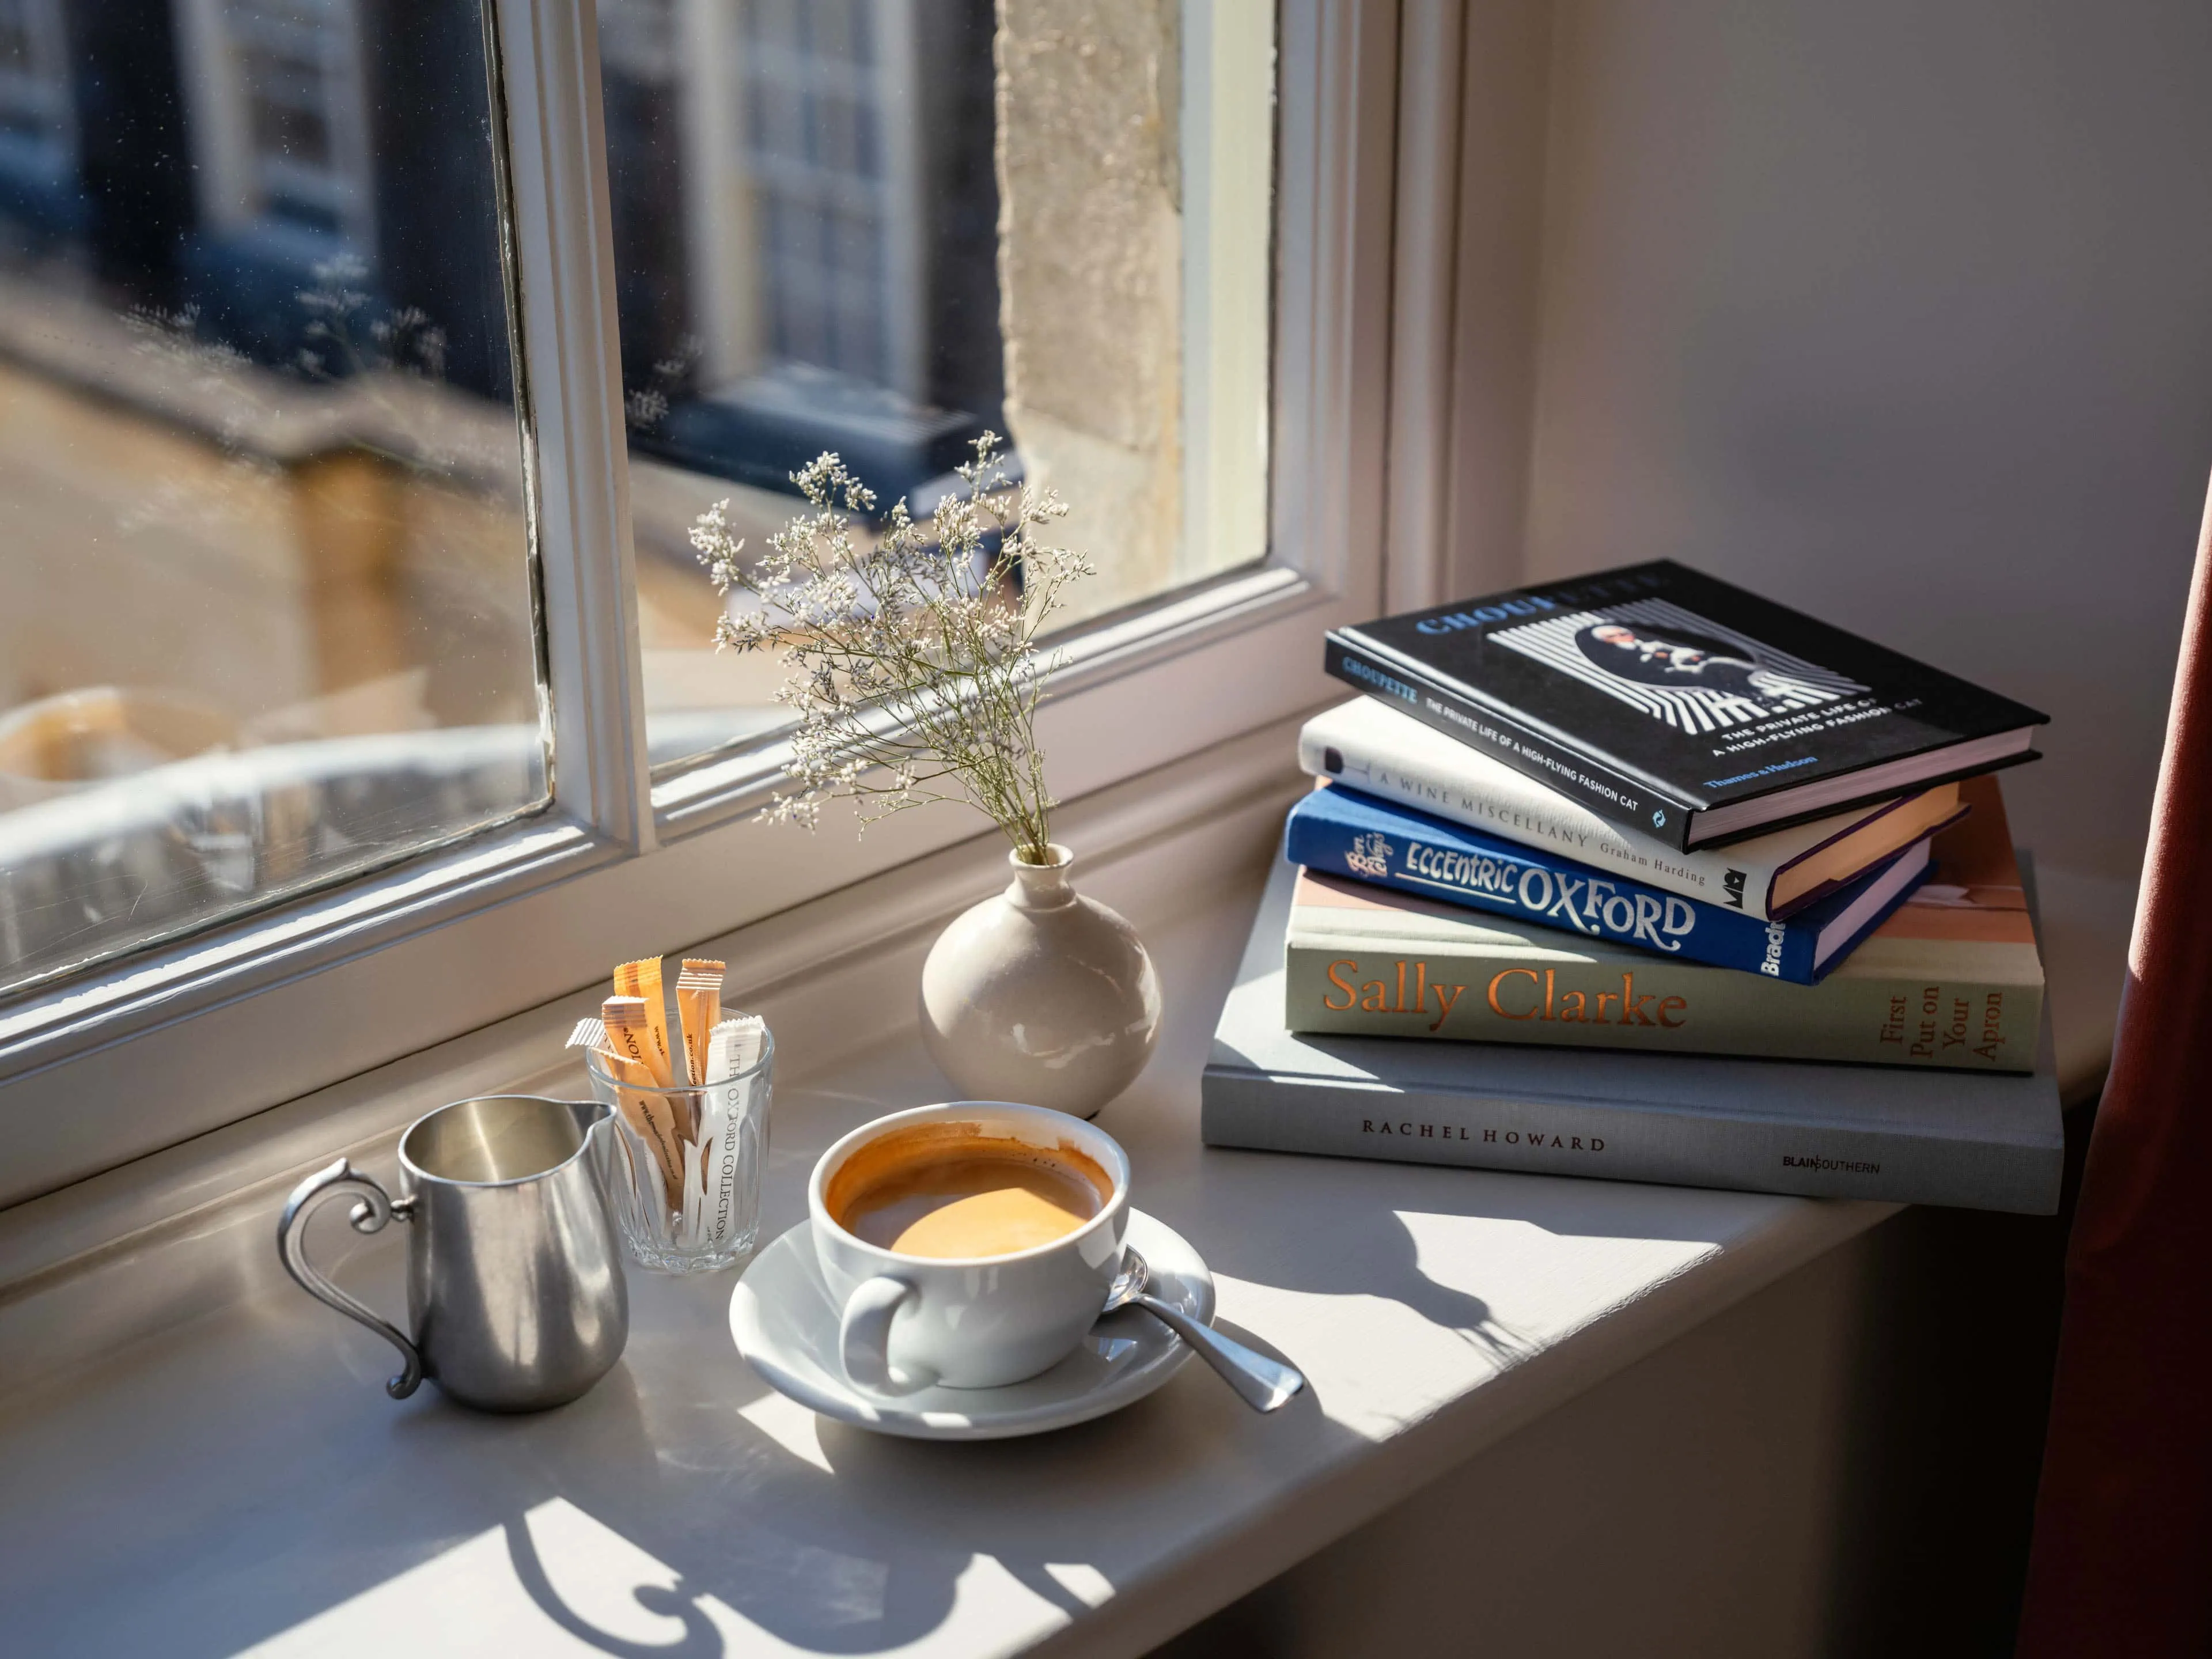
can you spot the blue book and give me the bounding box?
[1283,783,1929,984]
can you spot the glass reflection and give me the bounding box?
[601,0,1010,770]
[0,0,541,997]
[597,0,1275,779]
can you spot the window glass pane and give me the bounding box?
[0,0,543,997]
[598,0,1276,776]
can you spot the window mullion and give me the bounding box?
[1384,0,1464,615]
[1271,0,1397,614]
[489,0,656,851]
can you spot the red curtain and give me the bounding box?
[2017,483,2212,1656]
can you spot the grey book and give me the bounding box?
[1200,858,2064,1214]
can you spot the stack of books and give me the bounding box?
[1202,561,2067,1213]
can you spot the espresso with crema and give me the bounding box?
[828,1124,1112,1259]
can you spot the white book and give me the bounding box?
[1299,699,1966,922]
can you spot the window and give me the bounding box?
[0,1,539,997]
[597,0,1278,773]
[0,0,1397,1207]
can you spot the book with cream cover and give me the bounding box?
[1325,560,2046,851]
[1200,857,2063,1213]
[1299,697,1967,920]
[1285,775,2042,1072]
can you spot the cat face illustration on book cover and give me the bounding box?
[1493,597,1869,736]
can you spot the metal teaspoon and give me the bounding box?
[1101,1247,1305,1412]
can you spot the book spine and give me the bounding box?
[1284,939,2041,1073]
[1283,802,1819,982]
[1198,1069,2061,1213]
[1298,718,1785,920]
[1325,634,1700,852]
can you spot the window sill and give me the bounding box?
[0,711,1323,1326]
[0,775,1900,1656]
[0,555,1359,1210]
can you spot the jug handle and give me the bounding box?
[277,1158,425,1399]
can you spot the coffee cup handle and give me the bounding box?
[277,1157,425,1399]
[839,1275,930,1394]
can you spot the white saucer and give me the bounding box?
[729,1209,1216,1440]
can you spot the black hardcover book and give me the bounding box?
[1325,560,2047,851]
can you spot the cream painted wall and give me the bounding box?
[1513,0,2212,896]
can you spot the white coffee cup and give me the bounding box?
[809,1101,1132,1391]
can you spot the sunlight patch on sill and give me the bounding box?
[236,1497,845,1657]
[233,1493,1091,1657]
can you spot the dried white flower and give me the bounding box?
[694,434,1092,862]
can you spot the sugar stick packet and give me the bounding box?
[600,995,661,1082]
[577,1008,669,1200]
[573,1013,679,1202]
[704,1013,765,1085]
[611,958,675,1086]
[680,1139,707,1249]
[603,997,687,1204]
[676,959,725,1088]
[697,1013,767,1248]
[593,1043,684,1210]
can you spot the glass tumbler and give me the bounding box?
[583,1029,772,1274]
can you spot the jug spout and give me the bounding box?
[577,1097,631,1193]
[575,1096,619,1155]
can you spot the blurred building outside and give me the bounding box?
[0,0,1272,994]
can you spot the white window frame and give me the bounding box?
[0,0,1423,1209]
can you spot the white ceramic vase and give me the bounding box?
[919,844,1162,1119]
